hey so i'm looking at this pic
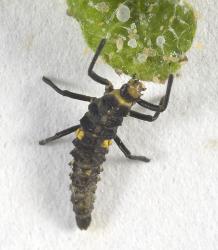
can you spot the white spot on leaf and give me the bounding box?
[88,1,94,7]
[130,23,136,29]
[89,1,109,13]
[128,38,137,48]
[137,53,148,63]
[116,37,124,52]
[96,2,110,13]
[106,32,111,39]
[156,36,166,48]
[116,4,130,22]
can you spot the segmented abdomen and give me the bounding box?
[69,94,129,230]
[69,131,110,230]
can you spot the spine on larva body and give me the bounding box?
[69,130,110,230]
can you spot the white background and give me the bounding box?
[0,1,217,249]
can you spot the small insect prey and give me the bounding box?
[39,39,174,230]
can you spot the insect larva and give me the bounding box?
[39,39,174,230]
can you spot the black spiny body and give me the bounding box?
[39,39,174,230]
[70,93,130,229]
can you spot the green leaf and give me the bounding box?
[67,0,197,82]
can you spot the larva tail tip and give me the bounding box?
[76,216,91,230]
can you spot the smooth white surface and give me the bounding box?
[0,1,217,249]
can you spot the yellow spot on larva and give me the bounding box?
[112,89,133,107]
[75,128,85,140]
[84,169,92,176]
[101,139,112,149]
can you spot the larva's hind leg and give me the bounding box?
[114,135,150,163]
[39,125,80,145]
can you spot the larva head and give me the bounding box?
[120,75,146,102]
[127,76,146,99]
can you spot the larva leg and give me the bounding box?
[136,74,174,112]
[129,75,174,122]
[88,38,113,92]
[114,135,150,163]
[129,110,160,122]
[39,125,80,145]
[42,77,93,102]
